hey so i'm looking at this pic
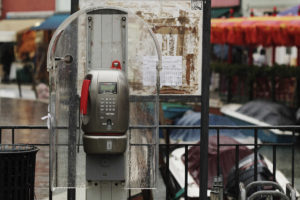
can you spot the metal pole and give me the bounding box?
[248,46,253,65]
[254,129,258,181]
[235,145,239,198]
[273,145,276,181]
[68,1,79,200]
[184,145,189,199]
[297,46,300,66]
[200,0,211,199]
[166,131,170,199]
[272,46,276,66]
[12,128,15,144]
[71,0,79,14]
[217,129,220,176]
[292,129,295,187]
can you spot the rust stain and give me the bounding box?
[166,18,176,24]
[186,54,194,85]
[178,16,189,24]
[152,26,179,34]
[136,11,142,17]
[152,26,195,35]
[169,34,175,56]
[191,27,197,34]
[160,87,187,94]
[178,10,189,25]
[176,31,184,56]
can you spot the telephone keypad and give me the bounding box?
[99,96,117,122]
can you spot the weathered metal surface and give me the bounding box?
[80,0,203,95]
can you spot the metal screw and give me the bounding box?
[122,17,126,21]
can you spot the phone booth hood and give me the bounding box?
[47,6,162,190]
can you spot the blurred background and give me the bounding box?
[0,0,300,199]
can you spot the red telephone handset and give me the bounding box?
[80,79,91,115]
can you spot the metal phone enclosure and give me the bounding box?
[82,69,129,154]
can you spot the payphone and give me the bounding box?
[48,6,161,199]
[80,68,129,154]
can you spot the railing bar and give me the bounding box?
[292,129,295,187]
[235,145,239,199]
[49,188,52,200]
[1,125,300,130]
[166,130,170,199]
[129,143,157,146]
[218,143,293,146]
[0,142,294,148]
[12,128,15,144]
[254,128,258,181]
[160,144,200,147]
[217,129,220,176]
[184,145,188,199]
[273,145,276,182]
[129,125,300,129]
[1,125,300,129]
[0,126,48,129]
[159,143,293,147]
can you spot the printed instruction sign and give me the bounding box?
[143,56,183,86]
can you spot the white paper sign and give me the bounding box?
[143,56,182,86]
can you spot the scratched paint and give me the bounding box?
[80,0,203,95]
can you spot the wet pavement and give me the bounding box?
[0,83,36,100]
[0,97,49,199]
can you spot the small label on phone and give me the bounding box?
[107,140,112,151]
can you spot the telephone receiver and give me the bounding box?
[80,78,91,116]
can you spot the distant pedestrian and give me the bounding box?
[253,48,267,67]
[0,44,15,83]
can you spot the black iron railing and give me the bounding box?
[0,125,298,200]
[160,125,298,200]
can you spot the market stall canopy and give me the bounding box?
[0,19,43,42]
[212,0,239,8]
[211,16,300,46]
[32,13,69,30]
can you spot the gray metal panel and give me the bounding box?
[83,135,127,154]
[101,15,113,69]
[86,154,125,181]
[100,182,111,200]
[86,181,127,200]
[91,15,102,69]
[112,15,122,65]
[121,15,127,73]
[87,13,127,71]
